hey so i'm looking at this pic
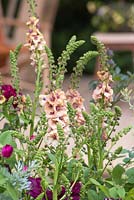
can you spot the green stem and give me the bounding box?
[53,161,59,200]
[30,58,42,137]
[53,186,58,200]
[87,144,91,167]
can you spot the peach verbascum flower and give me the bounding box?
[66,89,85,125]
[39,89,70,148]
[25,16,46,68]
[92,82,113,103]
[97,70,113,82]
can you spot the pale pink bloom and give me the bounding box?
[39,94,46,106]
[44,130,59,148]
[103,84,113,102]
[66,89,85,124]
[92,83,104,100]
[66,89,85,110]
[40,89,70,144]
[75,112,85,125]
[97,70,113,82]
[25,16,46,67]
[92,83,113,102]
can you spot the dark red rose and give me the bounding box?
[1,85,17,100]
[29,177,42,198]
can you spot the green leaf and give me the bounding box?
[87,189,98,200]
[47,152,56,164]
[35,192,45,200]
[6,183,18,200]
[123,157,131,164]
[0,131,12,145]
[0,174,7,185]
[109,187,118,198]
[112,165,125,184]
[117,186,125,198]
[126,168,134,184]
[125,188,134,200]
[99,185,110,197]
[0,186,6,193]
[89,178,100,186]
[0,131,17,147]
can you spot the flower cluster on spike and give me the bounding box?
[66,89,85,125]
[39,89,70,147]
[92,69,113,104]
[25,16,46,68]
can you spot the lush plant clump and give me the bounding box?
[0,0,134,200]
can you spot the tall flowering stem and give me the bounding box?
[25,15,46,137]
[90,36,114,172]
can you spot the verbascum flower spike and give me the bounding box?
[66,89,85,125]
[25,16,46,69]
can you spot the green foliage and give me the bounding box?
[70,50,98,89]
[9,45,22,93]
[91,35,109,70]
[0,1,134,199]
[55,36,85,89]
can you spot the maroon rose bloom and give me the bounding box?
[1,144,13,158]
[71,182,81,200]
[58,182,81,200]
[1,84,17,100]
[46,189,53,200]
[29,177,42,198]
[28,178,81,200]
[29,177,53,200]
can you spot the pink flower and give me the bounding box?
[92,83,113,103]
[25,16,46,68]
[1,144,13,158]
[23,166,28,171]
[30,135,36,140]
[66,89,85,110]
[66,89,85,125]
[97,70,113,82]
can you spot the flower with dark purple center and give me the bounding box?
[1,84,17,100]
[1,144,13,158]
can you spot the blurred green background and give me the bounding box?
[52,0,134,74]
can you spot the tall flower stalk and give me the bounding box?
[25,13,46,137]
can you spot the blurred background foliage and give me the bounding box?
[1,0,134,74]
[52,0,134,74]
